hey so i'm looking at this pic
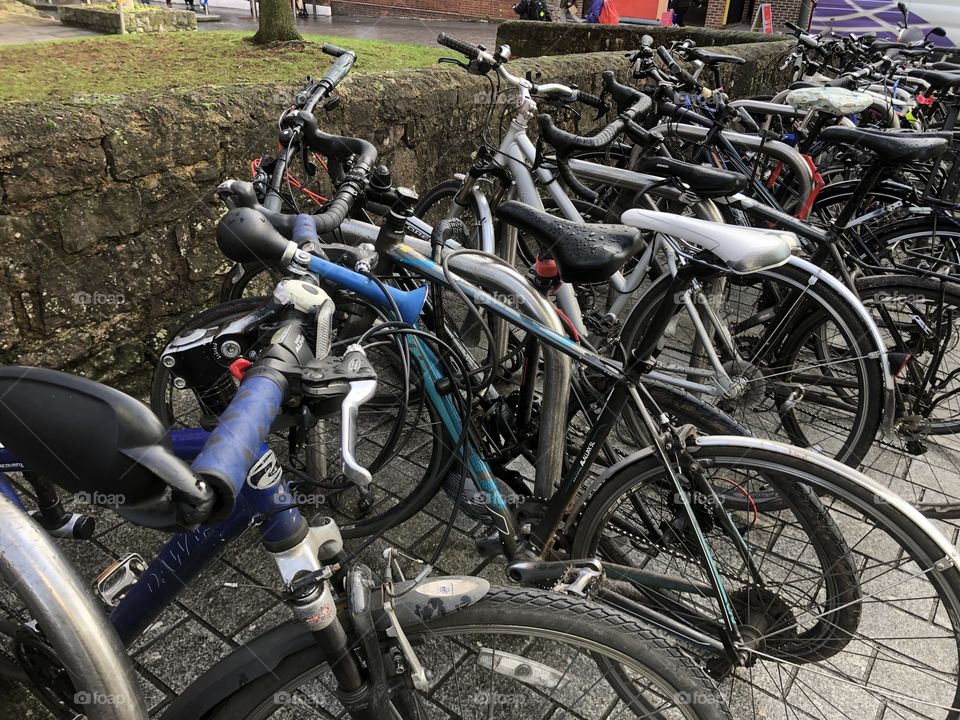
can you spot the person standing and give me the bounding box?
[669,0,691,25]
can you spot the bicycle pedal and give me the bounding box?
[93,553,148,608]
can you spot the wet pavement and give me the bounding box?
[0,4,499,46]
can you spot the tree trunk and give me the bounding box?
[252,0,302,44]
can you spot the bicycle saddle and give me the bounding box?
[633,157,749,197]
[620,209,796,274]
[785,87,874,115]
[0,366,216,530]
[684,47,745,66]
[905,68,960,91]
[819,126,949,164]
[494,201,644,283]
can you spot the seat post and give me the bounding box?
[831,161,888,231]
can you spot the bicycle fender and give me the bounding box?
[158,577,490,720]
[785,255,897,435]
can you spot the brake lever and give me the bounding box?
[338,345,378,490]
[438,57,471,71]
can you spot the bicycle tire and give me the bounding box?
[620,261,885,467]
[856,273,960,435]
[572,437,960,719]
[199,586,732,720]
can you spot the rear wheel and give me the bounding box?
[620,262,884,467]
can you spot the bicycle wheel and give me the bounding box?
[620,260,884,467]
[869,215,960,276]
[199,586,731,720]
[858,274,960,435]
[572,438,960,719]
[150,299,451,540]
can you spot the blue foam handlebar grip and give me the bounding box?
[191,375,285,495]
[292,214,318,247]
[306,254,427,325]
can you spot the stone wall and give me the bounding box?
[59,4,196,33]
[496,20,786,57]
[0,43,789,392]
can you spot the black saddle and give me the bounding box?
[819,126,948,164]
[932,61,960,72]
[870,40,905,51]
[789,77,857,90]
[684,47,745,66]
[634,157,749,197]
[0,366,216,530]
[906,68,960,91]
[495,202,644,284]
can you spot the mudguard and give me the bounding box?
[158,575,489,719]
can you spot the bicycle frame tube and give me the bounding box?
[110,445,307,645]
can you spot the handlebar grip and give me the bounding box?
[292,214,319,247]
[192,374,286,499]
[785,21,803,34]
[656,46,702,91]
[656,45,677,70]
[322,43,350,57]
[323,51,356,92]
[601,70,644,108]
[218,208,298,264]
[437,32,481,60]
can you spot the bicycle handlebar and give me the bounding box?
[656,45,703,92]
[215,208,427,324]
[191,374,287,501]
[220,119,376,234]
[437,32,483,60]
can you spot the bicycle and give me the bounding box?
[210,178,960,718]
[0,274,730,720]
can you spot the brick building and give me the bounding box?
[703,0,805,28]
[326,0,804,27]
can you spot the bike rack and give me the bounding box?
[0,491,147,720]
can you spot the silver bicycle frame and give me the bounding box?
[440,84,728,341]
[0,492,146,720]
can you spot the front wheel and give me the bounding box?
[572,438,960,719]
[201,586,732,720]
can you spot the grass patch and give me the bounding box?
[0,31,445,102]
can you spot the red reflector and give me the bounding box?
[229,358,253,380]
